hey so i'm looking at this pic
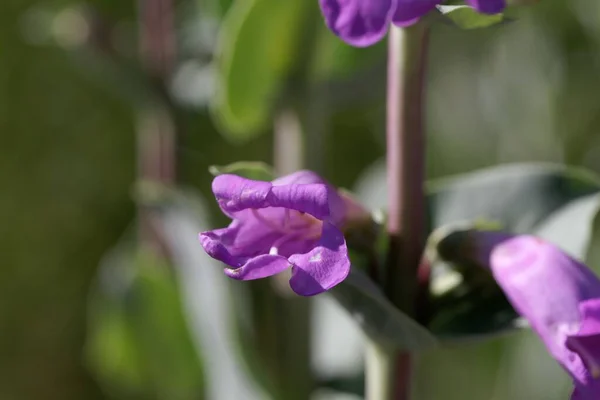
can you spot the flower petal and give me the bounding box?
[319,0,395,47]
[272,170,325,186]
[212,174,335,221]
[567,299,600,380]
[199,217,279,267]
[269,183,333,221]
[212,174,273,214]
[391,0,441,26]
[288,222,350,296]
[224,254,290,280]
[481,234,600,391]
[437,230,600,397]
[466,0,506,14]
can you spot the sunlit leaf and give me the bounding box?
[212,0,313,140]
[209,161,275,181]
[535,193,600,263]
[427,163,600,233]
[330,269,436,351]
[437,5,506,30]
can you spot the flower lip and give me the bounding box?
[391,0,441,27]
[319,0,397,47]
[212,173,338,222]
[199,170,361,296]
[461,231,600,398]
[566,299,600,382]
[467,0,506,15]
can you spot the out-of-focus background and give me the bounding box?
[2,0,600,399]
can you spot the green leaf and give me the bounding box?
[437,5,505,30]
[310,24,386,82]
[427,163,600,234]
[212,0,311,140]
[585,199,600,274]
[427,276,526,342]
[209,161,275,181]
[330,269,437,351]
[534,193,600,262]
[86,245,205,400]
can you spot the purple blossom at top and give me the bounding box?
[319,0,507,47]
[199,170,369,296]
[464,232,600,399]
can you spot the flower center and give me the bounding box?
[251,208,322,239]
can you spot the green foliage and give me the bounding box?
[211,0,312,140]
[586,202,600,271]
[536,194,600,263]
[209,161,276,181]
[330,269,437,351]
[211,0,387,142]
[427,163,600,234]
[86,248,205,400]
[437,5,506,30]
[310,24,386,82]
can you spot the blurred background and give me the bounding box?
[2,0,600,399]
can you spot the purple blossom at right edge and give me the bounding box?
[468,233,600,399]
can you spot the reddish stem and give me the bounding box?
[377,22,430,400]
[137,0,176,253]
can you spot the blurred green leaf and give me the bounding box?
[205,0,234,18]
[534,193,600,262]
[209,161,276,181]
[437,5,505,29]
[428,163,600,233]
[586,201,600,273]
[428,277,524,342]
[310,24,386,82]
[212,0,311,140]
[330,269,437,351]
[86,246,205,400]
[317,373,364,396]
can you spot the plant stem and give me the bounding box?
[137,0,177,254]
[366,342,412,400]
[369,23,430,400]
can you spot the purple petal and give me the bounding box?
[224,254,290,280]
[339,189,371,223]
[199,217,279,267]
[288,222,350,296]
[319,0,396,47]
[273,233,319,258]
[479,234,600,392]
[392,0,441,26]
[212,174,334,221]
[272,170,326,186]
[466,0,506,14]
[212,174,272,214]
[269,184,335,221]
[567,299,600,380]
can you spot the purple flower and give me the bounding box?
[319,0,507,47]
[451,231,600,399]
[199,170,368,296]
